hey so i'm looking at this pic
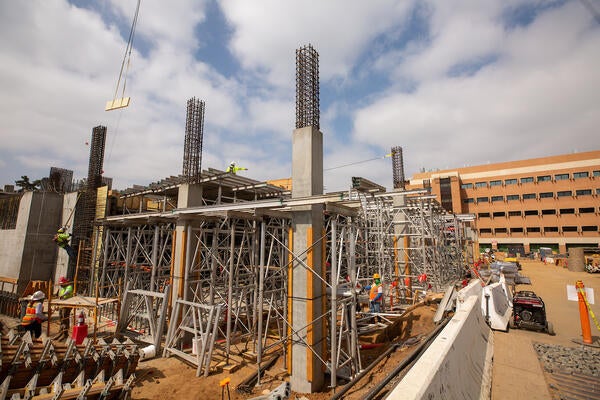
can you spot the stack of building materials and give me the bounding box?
[0,331,138,399]
[479,262,530,285]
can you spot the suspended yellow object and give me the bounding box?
[105,97,131,111]
[105,0,140,112]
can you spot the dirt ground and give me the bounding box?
[491,259,600,400]
[130,303,439,400]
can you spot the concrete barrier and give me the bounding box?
[387,285,493,399]
[481,275,512,331]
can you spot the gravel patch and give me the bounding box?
[534,342,600,377]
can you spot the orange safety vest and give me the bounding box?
[369,283,382,302]
[21,302,41,326]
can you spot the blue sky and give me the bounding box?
[0,0,598,192]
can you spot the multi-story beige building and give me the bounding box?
[407,150,600,255]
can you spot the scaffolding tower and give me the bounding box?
[92,184,474,389]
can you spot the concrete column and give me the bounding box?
[172,184,203,303]
[290,126,324,393]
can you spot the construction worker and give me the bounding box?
[54,277,74,340]
[53,228,76,259]
[21,290,47,339]
[226,161,248,174]
[365,273,384,315]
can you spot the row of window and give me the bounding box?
[461,170,600,189]
[463,188,599,203]
[479,226,598,234]
[478,207,597,218]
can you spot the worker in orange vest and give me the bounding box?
[365,273,384,317]
[21,290,47,339]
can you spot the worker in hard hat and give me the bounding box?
[53,277,74,341]
[53,227,76,259]
[365,273,384,317]
[226,161,248,174]
[21,290,48,339]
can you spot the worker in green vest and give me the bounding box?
[226,161,248,174]
[53,276,74,340]
[53,228,76,259]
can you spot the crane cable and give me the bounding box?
[324,153,392,171]
[109,0,141,107]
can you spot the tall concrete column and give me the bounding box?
[172,184,203,304]
[290,126,324,393]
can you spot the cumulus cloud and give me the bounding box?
[0,0,598,193]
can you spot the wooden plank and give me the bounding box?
[105,97,130,112]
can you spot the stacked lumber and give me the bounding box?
[0,331,139,399]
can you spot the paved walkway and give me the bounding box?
[491,260,600,399]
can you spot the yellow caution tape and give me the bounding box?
[577,287,600,331]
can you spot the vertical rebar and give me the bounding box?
[296,44,320,130]
[391,146,405,190]
[182,97,205,183]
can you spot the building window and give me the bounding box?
[527,227,541,233]
[491,195,504,202]
[480,228,492,234]
[489,180,502,187]
[573,171,589,179]
[506,194,519,201]
[478,212,490,218]
[554,173,569,181]
[505,178,517,185]
[522,193,536,200]
[495,228,507,233]
[439,177,453,212]
[582,226,598,232]
[521,177,534,184]
[524,210,538,216]
[511,227,524,233]
[545,226,559,232]
[560,208,575,214]
[594,170,600,177]
[557,190,572,197]
[562,226,578,232]
[461,183,473,189]
[493,211,506,218]
[476,197,489,203]
[537,175,551,182]
[475,182,487,188]
[463,198,474,204]
[597,188,600,195]
[576,189,592,196]
[539,192,553,199]
[542,209,556,215]
[508,211,522,217]
[579,207,595,214]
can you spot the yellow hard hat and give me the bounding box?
[373,273,380,279]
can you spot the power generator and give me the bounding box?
[510,291,555,335]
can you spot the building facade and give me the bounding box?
[407,150,600,255]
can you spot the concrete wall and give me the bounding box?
[388,282,493,399]
[0,192,31,280]
[20,192,63,290]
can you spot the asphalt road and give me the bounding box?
[491,259,600,399]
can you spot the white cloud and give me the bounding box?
[0,0,598,193]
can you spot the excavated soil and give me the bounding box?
[130,303,438,400]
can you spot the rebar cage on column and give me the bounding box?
[182,97,205,184]
[391,146,406,190]
[296,44,319,130]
